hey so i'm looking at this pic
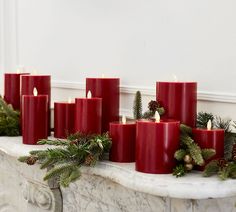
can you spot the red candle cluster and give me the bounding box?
[54,100,75,138]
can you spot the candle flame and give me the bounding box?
[68,97,72,103]
[16,69,20,74]
[33,87,38,96]
[32,69,37,75]
[155,111,160,123]
[172,74,178,82]
[122,115,126,124]
[101,74,105,78]
[207,120,212,130]
[87,90,92,98]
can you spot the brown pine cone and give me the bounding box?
[148,100,160,112]
[85,155,94,166]
[217,158,228,168]
[26,156,38,165]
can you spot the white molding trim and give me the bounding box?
[52,80,236,104]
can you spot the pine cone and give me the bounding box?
[85,155,94,166]
[217,158,228,169]
[26,156,38,165]
[148,100,160,112]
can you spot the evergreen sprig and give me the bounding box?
[196,112,214,128]
[0,96,20,136]
[133,91,142,120]
[18,132,112,187]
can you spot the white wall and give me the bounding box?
[1,0,236,120]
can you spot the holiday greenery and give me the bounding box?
[0,96,20,136]
[18,132,112,187]
[133,91,142,119]
[133,91,165,119]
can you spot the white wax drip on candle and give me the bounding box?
[122,115,126,124]
[207,120,212,130]
[155,111,160,123]
[33,87,38,96]
[87,91,92,98]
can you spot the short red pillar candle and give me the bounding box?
[86,77,120,133]
[136,113,180,174]
[21,75,51,134]
[156,82,197,127]
[4,72,29,110]
[54,98,75,139]
[75,91,102,134]
[22,88,48,145]
[109,116,136,162]
[192,120,225,170]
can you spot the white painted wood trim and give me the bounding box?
[52,80,236,104]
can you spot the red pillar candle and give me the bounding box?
[4,72,29,110]
[109,116,136,162]
[21,75,51,134]
[54,98,75,139]
[156,82,197,127]
[192,120,225,170]
[22,88,48,145]
[75,91,102,134]
[136,112,180,174]
[86,77,120,133]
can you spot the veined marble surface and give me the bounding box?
[1,136,236,200]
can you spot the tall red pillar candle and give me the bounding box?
[192,120,225,170]
[75,92,102,134]
[4,72,29,110]
[54,99,75,139]
[21,75,51,134]
[86,77,119,133]
[156,82,197,127]
[109,116,136,162]
[136,114,180,174]
[22,88,48,145]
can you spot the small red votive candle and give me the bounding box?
[4,71,29,110]
[22,88,48,145]
[109,116,136,162]
[75,91,102,134]
[54,98,75,139]
[136,112,180,174]
[192,120,225,170]
[156,81,197,127]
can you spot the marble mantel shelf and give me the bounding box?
[1,136,236,202]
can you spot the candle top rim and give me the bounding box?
[192,128,225,132]
[4,72,30,75]
[21,74,51,77]
[75,97,102,100]
[22,94,48,97]
[86,77,120,80]
[110,121,136,125]
[137,119,180,124]
[156,81,197,84]
[54,101,75,104]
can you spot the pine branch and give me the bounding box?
[38,139,70,146]
[214,117,231,132]
[201,148,216,160]
[174,149,187,161]
[180,124,192,135]
[173,164,186,177]
[197,112,214,129]
[203,160,219,177]
[133,91,142,120]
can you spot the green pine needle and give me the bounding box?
[201,148,216,160]
[197,112,214,129]
[133,91,142,120]
[174,149,187,161]
[173,164,186,177]
[203,160,219,177]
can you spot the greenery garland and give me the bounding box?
[0,96,20,136]
[18,132,112,187]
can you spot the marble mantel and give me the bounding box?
[1,136,236,212]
